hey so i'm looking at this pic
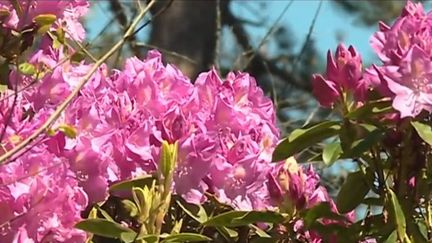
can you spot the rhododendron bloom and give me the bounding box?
[366,1,432,118]
[312,44,366,107]
[0,1,350,241]
[0,0,88,41]
[267,157,332,213]
[376,45,432,117]
[370,0,430,65]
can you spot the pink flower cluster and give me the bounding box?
[0,1,346,242]
[0,0,88,41]
[313,1,432,118]
[267,158,353,242]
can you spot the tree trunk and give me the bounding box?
[149,1,218,79]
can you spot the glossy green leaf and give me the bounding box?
[411,121,432,146]
[203,211,285,227]
[387,188,406,240]
[94,204,114,222]
[322,142,342,166]
[336,171,370,214]
[362,197,383,206]
[175,197,208,223]
[301,202,347,228]
[18,62,36,76]
[109,175,156,193]
[272,121,340,162]
[216,226,238,240]
[251,224,271,238]
[161,233,211,243]
[384,230,397,243]
[346,100,392,119]
[136,234,158,242]
[346,128,383,157]
[75,219,136,242]
[414,220,429,243]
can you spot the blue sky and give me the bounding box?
[233,1,378,62]
[84,1,406,63]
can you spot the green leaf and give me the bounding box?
[322,142,342,166]
[384,230,397,243]
[136,234,158,242]
[216,226,238,240]
[159,141,178,179]
[71,51,86,63]
[346,128,383,157]
[362,197,383,206]
[411,121,432,146]
[33,14,57,35]
[175,197,208,223]
[75,219,136,242]
[387,188,406,240]
[58,124,77,138]
[203,211,285,227]
[109,175,156,193]
[272,121,340,162]
[33,14,56,26]
[251,224,271,238]
[414,220,429,243]
[336,171,370,214]
[120,232,139,243]
[94,204,115,222]
[18,62,36,76]
[170,219,183,234]
[161,233,211,243]
[301,202,347,228]
[122,199,138,218]
[346,100,392,119]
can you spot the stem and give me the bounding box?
[0,0,156,164]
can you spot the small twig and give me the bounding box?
[130,0,174,39]
[294,0,323,68]
[0,0,157,164]
[214,0,222,73]
[241,0,294,70]
[109,0,142,57]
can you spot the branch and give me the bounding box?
[109,0,142,57]
[221,1,311,92]
[0,0,157,164]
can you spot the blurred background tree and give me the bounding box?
[84,0,427,197]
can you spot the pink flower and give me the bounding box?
[370,0,431,65]
[312,44,366,107]
[375,45,432,117]
[0,147,87,242]
[0,0,88,41]
[267,158,328,212]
